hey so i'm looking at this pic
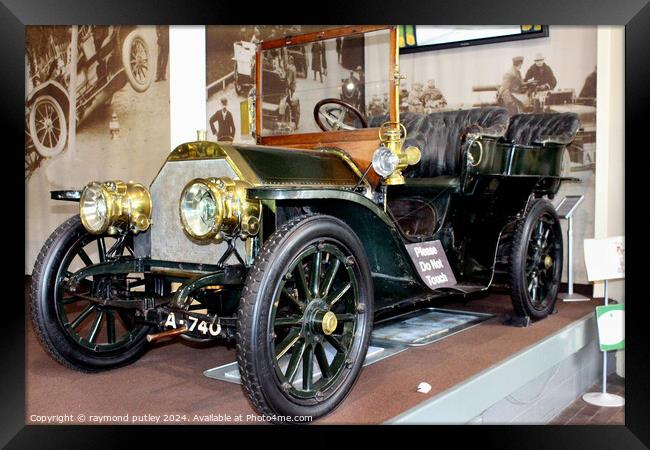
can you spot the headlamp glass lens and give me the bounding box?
[372,147,399,178]
[180,182,217,238]
[80,184,108,233]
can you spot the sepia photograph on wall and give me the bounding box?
[25,25,171,273]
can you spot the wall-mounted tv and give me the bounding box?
[399,25,549,54]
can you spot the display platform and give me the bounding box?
[204,308,493,385]
[25,290,605,425]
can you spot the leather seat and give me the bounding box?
[370,108,509,178]
[405,108,509,178]
[505,113,580,146]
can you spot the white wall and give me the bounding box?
[170,26,207,147]
[593,26,625,376]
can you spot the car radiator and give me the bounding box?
[134,158,246,266]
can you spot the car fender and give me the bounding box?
[26,80,70,113]
[247,187,426,307]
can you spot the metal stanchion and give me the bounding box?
[556,195,589,301]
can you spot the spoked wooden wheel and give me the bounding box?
[53,231,144,353]
[509,200,563,320]
[272,242,360,399]
[30,216,164,371]
[122,29,154,93]
[237,215,373,422]
[28,95,68,158]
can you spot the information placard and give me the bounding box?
[555,195,584,219]
[405,240,457,290]
[583,236,625,282]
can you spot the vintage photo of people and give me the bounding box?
[206,26,385,141]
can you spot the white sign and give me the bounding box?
[583,236,624,282]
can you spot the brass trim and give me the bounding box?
[321,311,338,336]
[544,255,553,269]
[146,326,188,343]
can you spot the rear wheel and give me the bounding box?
[237,214,373,422]
[30,216,165,371]
[509,200,563,320]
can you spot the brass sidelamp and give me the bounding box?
[370,26,421,185]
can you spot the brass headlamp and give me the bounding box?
[79,180,152,235]
[179,177,261,242]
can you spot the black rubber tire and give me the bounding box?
[236,214,374,423]
[509,199,563,320]
[30,215,152,372]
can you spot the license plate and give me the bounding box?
[164,312,221,336]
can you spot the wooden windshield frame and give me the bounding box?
[255,25,398,146]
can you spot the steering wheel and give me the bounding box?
[314,98,368,132]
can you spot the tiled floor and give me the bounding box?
[551,374,625,424]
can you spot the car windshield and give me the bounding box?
[259,28,391,136]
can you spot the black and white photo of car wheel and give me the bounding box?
[237,214,373,423]
[122,29,155,93]
[29,95,68,158]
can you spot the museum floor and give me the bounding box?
[25,282,613,425]
[551,374,625,425]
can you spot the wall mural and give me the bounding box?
[25,25,171,273]
[205,26,337,143]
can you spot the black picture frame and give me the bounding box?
[6,0,649,447]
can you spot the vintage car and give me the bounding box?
[233,40,257,96]
[31,26,580,423]
[26,25,157,159]
[339,68,365,114]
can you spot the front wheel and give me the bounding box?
[509,199,563,320]
[236,214,373,422]
[30,215,164,372]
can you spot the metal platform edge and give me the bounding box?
[387,312,596,424]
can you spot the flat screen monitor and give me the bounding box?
[399,25,548,54]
